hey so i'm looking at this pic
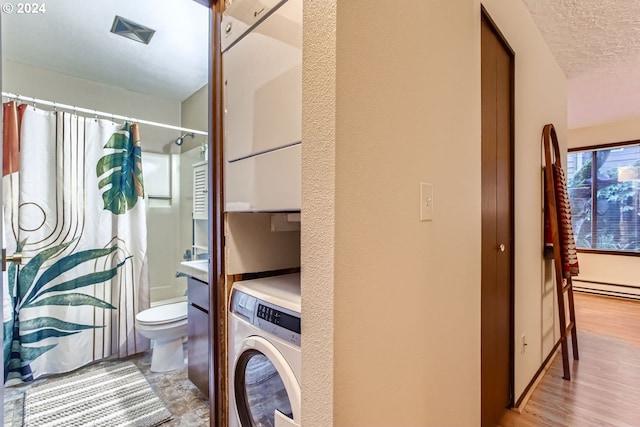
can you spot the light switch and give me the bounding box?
[420,183,433,221]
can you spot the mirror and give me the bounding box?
[1,0,211,421]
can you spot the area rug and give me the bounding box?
[22,361,172,427]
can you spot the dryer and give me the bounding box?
[221,0,302,212]
[228,273,301,427]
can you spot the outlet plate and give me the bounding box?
[420,183,433,221]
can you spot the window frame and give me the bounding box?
[568,139,640,257]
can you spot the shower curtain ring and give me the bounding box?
[94,111,98,122]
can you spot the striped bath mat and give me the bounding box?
[23,362,172,427]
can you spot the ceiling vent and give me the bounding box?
[110,16,155,45]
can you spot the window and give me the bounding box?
[567,142,640,253]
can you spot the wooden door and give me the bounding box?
[481,11,514,427]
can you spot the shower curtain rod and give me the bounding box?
[2,92,208,136]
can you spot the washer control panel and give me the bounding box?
[230,289,301,346]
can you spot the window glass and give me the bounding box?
[567,145,640,253]
[567,150,594,248]
[242,352,293,427]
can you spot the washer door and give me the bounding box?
[234,336,300,427]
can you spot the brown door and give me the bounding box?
[481,11,514,427]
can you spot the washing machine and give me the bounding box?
[228,273,301,427]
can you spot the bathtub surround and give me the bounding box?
[145,151,188,304]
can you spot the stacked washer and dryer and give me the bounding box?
[221,0,302,426]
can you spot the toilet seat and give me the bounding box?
[136,301,187,325]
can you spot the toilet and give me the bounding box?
[135,301,188,372]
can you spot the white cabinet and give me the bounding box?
[225,144,300,212]
[192,161,208,260]
[222,0,302,212]
[222,0,302,162]
[193,161,208,220]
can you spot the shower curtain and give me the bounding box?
[2,102,150,384]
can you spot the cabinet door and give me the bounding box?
[193,162,208,220]
[188,303,209,396]
[188,277,209,396]
[222,0,302,162]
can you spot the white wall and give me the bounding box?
[2,60,187,304]
[146,153,187,303]
[569,118,640,299]
[2,60,181,153]
[181,84,208,151]
[302,1,567,425]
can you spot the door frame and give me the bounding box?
[480,4,516,412]
[206,1,225,427]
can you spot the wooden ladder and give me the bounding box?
[542,123,579,381]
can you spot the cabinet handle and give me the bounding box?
[191,303,209,314]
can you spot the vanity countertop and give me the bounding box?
[178,260,209,283]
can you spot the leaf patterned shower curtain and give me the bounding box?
[2,102,150,384]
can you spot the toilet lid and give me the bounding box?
[136,301,187,325]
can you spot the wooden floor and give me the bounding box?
[498,292,640,427]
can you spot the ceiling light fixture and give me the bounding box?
[110,16,155,45]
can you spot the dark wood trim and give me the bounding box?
[507,20,516,410]
[577,248,640,257]
[228,268,301,285]
[514,340,561,408]
[569,141,640,252]
[208,1,225,426]
[480,5,515,55]
[568,139,640,153]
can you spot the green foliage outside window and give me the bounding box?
[567,145,640,253]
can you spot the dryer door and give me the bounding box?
[234,335,300,427]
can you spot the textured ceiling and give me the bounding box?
[522,0,640,129]
[1,0,209,101]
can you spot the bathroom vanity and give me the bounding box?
[179,260,210,396]
[187,276,209,396]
